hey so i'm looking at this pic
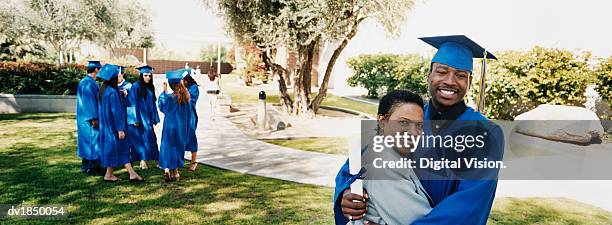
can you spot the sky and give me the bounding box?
[143,0,612,57]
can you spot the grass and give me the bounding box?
[262,137,348,155]
[0,113,334,224]
[489,197,612,225]
[1,113,611,224]
[221,74,377,116]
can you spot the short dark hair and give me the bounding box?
[87,67,98,74]
[377,90,424,118]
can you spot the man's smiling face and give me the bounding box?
[428,62,472,108]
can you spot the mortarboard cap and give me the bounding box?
[166,70,183,84]
[136,65,154,74]
[97,64,119,81]
[87,60,102,70]
[180,68,192,78]
[419,35,496,72]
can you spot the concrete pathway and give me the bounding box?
[186,102,346,187]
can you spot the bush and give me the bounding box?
[594,57,612,102]
[0,62,86,95]
[469,47,594,120]
[347,54,429,98]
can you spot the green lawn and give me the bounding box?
[221,74,377,115]
[262,137,348,155]
[0,113,334,224]
[489,197,612,225]
[1,113,611,224]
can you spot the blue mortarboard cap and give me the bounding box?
[136,65,154,74]
[97,64,119,81]
[419,35,497,72]
[87,60,102,70]
[166,70,183,84]
[180,68,192,78]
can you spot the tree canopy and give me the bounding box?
[0,0,153,63]
[208,0,415,115]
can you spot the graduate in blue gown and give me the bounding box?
[334,35,505,225]
[117,66,132,102]
[97,64,144,183]
[158,69,192,182]
[76,60,104,175]
[182,68,200,172]
[127,65,160,170]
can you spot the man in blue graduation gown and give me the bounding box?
[76,60,104,175]
[334,35,505,225]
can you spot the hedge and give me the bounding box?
[469,47,596,120]
[347,54,429,98]
[0,62,85,95]
[0,62,142,95]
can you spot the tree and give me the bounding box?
[207,0,415,116]
[0,0,153,64]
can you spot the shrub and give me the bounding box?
[0,62,86,95]
[469,47,594,120]
[594,57,612,102]
[347,54,429,98]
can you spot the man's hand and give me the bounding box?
[121,89,128,97]
[90,119,99,128]
[341,189,369,221]
[117,131,125,140]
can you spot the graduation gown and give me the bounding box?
[158,92,191,170]
[76,75,100,160]
[186,84,199,152]
[127,81,160,161]
[99,87,131,168]
[333,105,505,225]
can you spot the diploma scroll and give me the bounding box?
[348,137,363,197]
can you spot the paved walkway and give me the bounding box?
[185,102,346,187]
[150,79,346,187]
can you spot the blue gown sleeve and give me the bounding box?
[333,159,351,225]
[127,83,140,125]
[158,93,171,114]
[110,91,127,132]
[80,81,99,122]
[189,85,199,105]
[410,180,497,225]
[152,100,160,125]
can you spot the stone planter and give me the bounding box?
[0,94,76,113]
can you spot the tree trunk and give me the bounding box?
[292,39,318,116]
[261,50,293,114]
[310,18,362,114]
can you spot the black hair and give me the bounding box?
[183,75,198,87]
[138,73,156,102]
[87,67,98,74]
[98,76,119,101]
[377,90,424,118]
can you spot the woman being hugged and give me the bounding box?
[158,69,192,182]
[98,64,144,183]
[182,69,200,172]
[127,65,160,170]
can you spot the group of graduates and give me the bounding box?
[76,61,207,183]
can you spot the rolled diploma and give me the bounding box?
[349,137,363,197]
